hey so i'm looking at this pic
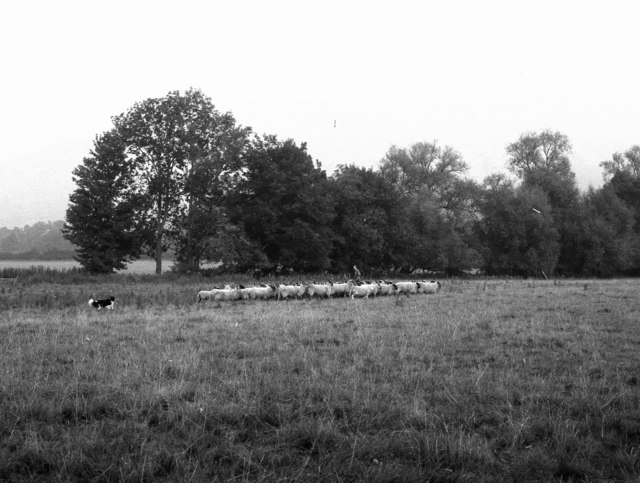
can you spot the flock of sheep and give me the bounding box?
[197,279,442,302]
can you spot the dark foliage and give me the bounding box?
[63,130,149,273]
[227,136,335,272]
[58,91,640,277]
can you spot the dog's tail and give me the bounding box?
[88,299,94,307]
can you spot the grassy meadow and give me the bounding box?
[1,273,639,481]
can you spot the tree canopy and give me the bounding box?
[63,90,640,277]
[64,130,148,273]
[111,88,250,274]
[227,136,335,272]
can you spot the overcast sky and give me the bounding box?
[1,0,639,228]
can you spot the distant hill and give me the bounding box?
[0,221,76,259]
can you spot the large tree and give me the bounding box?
[404,176,483,272]
[477,175,559,277]
[227,135,335,273]
[379,141,468,199]
[329,165,407,274]
[168,123,250,272]
[577,186,637,276]
[378,141,479,273]
[601,145,640,180]
[64,130,149,273]
[601,146,640,230]
[506,130,578,208]
[506,130,582,274]
[112,89,249,274]
[600,146,640,273]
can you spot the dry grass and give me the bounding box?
[1,277,639,481]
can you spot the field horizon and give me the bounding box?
[1,275,639,481]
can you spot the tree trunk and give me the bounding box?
[156,235,162,275]
[185,192,195,272]
[155,229,163,275]
[155,196,163,275]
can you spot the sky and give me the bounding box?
[1,0,639,228]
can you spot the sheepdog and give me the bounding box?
[88,296,116,310]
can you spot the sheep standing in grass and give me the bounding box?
[248,285,276,300]
[330,281,351,297]
[417,280,442,294]
[348,280,376,299]
[198,287,241,302]
[216,287,242,301]
[394,281,418,295]
[377,281,397,296]
[306,282,333,298]
[240,285,254,300]
[276,283,306,300]
[199,278,440,303]
[197,290,214,302]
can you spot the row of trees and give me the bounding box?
[0,221,74,258]
[64,89,640,277]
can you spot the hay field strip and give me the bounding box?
[1,278,639,481]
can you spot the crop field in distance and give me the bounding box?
[1,273,639,481]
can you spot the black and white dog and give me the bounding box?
[88,296,116,310]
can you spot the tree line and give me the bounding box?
[63,89,640,277]
[0,221,74,259]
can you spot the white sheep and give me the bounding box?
[330,281,351,297]
[218,287,242,301]
[417,280,441,294]
[306,282,332,298]
[276,283,306,300]
[198,287,241,302]
[197,290,214,302]
[348,280,376,299]
[248,284,276,300]
[377,281,397,296]
[394,281,418,295]
[239,285,253,300]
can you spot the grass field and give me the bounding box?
[1,275,639,481]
